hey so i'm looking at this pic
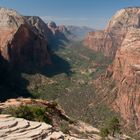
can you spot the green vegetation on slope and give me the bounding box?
[100,117,121,139]
[21,41,119,127]
[2,105,52,124]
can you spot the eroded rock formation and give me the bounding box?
[0,114,85,140]
[25,16,52,41]
[0,8,51,70]
[85,7,140,57]
[90,7,140,131]
[95,27,140,130]
[0,98,102,140]
[111,28,140,129]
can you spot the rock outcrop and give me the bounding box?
[84,30,114,56]
[47,21,69,48]
[0,98,103,140]
[89,7,140,131]
[25,17,93,49]
[0,8,51,70]
[95,27,140,130]
[84,7,140,57]
[111,28,140,129]
[26,17,70,49]
[0,114,86,140]
[0,98,133,140]
[25,16,52,41]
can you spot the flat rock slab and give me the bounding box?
[0,115,87,140]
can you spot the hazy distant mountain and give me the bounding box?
[66,25,94,40]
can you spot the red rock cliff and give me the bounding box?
[0,8,51,69]
[111,28,140,128]
[85,7,140,57]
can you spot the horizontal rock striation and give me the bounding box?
[0,114,86,140]
[84,7,140,57]
[0,98,102,140]
[90,7,140,131]
[111,28,140,129]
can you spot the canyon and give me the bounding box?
[85,7,140,133]
[0,6,140,139]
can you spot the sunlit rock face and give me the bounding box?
[111,28,140,128]
[0,8,51,70]
[89,7,140,130]
[85,7,140,57]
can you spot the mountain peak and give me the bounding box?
[0,7,25,28]
[47,21,57,29]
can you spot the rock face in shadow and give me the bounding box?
[0,8,72,101]
[111,28,140,129]
[0,8,51,70]
[25,16,51,38]
[47,21,69,49]
[0,8,53,101]
[84,7,140,57]
[0,52,32,101]
[25,17,94,49]
[25,17,69,50]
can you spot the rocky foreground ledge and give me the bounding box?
[0,98,101,140]
[0,98,133,140]
[0,114,87,140]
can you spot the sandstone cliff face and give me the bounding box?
[26,18,69,49]
[85,7,140,57]
[25,17,91,48]
[84,31,114,56]
[0,8,51,70]
[90,7,140,131]
[25,16,52,40]
[47,21,69,49]
[111,28,140,128]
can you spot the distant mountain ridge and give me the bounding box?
[25,18,93,48]
[66,25,94,40]
[26,16,94,48]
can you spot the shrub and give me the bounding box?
[100,117,121,138]
[108,117,121,136]
[60,121,70,133]
[100,127,109,138]
[2,105,52,124]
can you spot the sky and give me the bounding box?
[0,0,140,29]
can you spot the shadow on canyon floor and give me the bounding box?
[48,33,69,51]
[41,53,72,77]
[0,52,72,101]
